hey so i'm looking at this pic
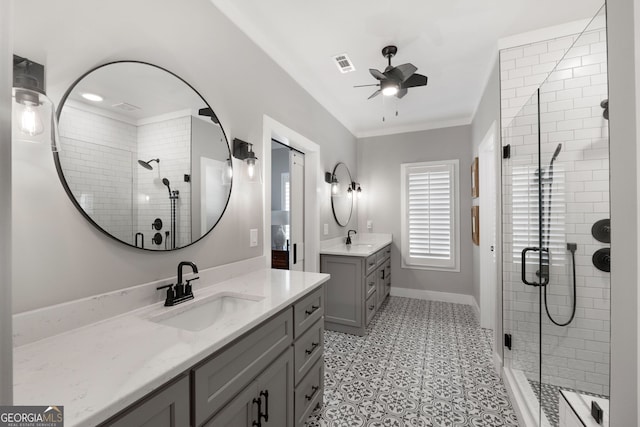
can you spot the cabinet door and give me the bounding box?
[376,265,385,309]
[102,376,189,427]
[321,255,362,327]
[204,380,259,427]
[257,349,294,427]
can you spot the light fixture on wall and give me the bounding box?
[12,55,60,151]
[325,172,339,195]
[222,158,233,185]
[232,138,261,183]
[350,182,363,199]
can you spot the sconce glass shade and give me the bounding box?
[222,158,233,186]
[12,87,60,151]
[244,148,261,183]
[357,185,362,199]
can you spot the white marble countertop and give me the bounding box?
[319,233,392,257]
[13,268,329,427]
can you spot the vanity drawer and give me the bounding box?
[294,286,324,338]
[384,245,392,259]
[365,271,376,298]
[294,358,323,427]
[366,293,376,325]
[365,254,377,275]
[376,248,387,266]
[192,308,293,426]
[294,318,324,385]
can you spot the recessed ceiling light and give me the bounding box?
[81,93,103,102]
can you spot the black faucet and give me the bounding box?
[346,230,357,245]
[156,261,199,307]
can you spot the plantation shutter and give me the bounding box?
[402,162,456,269]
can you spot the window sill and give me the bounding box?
[401,261,460,273]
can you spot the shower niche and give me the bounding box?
[501,5,611,427]
[55,61,232,250]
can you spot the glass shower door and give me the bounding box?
[503,90,545,425]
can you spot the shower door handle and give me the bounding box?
[521,247,549,287]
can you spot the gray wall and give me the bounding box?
[470,59,500,306]
[608,0,639,424]
[0,0,12,404]
[11,0,357,313]
[357,125,473,296]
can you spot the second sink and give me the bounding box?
[151,293,264,332]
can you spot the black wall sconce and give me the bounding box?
[233,138,261,183]
[325,171,339,195]
[351,182,362,199]
[12,55,59,150]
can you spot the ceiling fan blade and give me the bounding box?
[353,84,380,88]
[368,89,382,100]
[393,63,418,82]
[401,73,428,89]
[396,88,408,99]
[369,68,386,81]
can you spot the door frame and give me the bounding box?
[478,121,499,332]
[263,115,320,272]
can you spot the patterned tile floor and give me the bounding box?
[527,379,609,427]
[306,297,521,426]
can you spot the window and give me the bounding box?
[511,160,566,266]
[401,160,460,271]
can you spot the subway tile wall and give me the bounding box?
[59,106,193,250]
[501,27,610,396]
[59,106,136,243]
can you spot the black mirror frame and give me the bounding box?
[330,162,353,227]
[54,60,233,251]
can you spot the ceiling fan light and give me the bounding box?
[381,81,399,96]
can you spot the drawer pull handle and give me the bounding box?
[305,342,319,355]
[252,397,262,427]
[305,305,320,316]
[369,304,375,310]
[305,385,319,401]
[380,270,385,279]
[368,281,374,287]
[260,390,269,422]
[368,262,375,266]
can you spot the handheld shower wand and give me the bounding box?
[162,178,172,197]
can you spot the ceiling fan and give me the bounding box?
[355,45,428,100]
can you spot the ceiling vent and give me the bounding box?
[333,53,355,73]
[112,102,140,112]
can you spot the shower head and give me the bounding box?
[138,158,159,170]
[162,177,172,196]
[550,144,562,165]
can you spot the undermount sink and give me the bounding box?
[150,293,264,332]
[347,243,373,249]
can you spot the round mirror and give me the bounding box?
[55,61,232,250]
[331,162,353,226]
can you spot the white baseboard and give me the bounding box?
[390,287,474,306]
[472,297,481,321]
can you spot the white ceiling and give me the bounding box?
[211,0,604,137]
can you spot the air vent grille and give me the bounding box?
[112,102,141,112]
[333,53,355,73]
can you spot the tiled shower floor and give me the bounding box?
[306,297,520,426]
[527,379,609,427]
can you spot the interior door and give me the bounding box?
[290,151,305,271]
[479,126,497,330]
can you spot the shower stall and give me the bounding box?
[501,6,610,427]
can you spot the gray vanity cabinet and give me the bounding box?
[97,284,324,427]
[321,256,362,330]
[204,349,294,427]
[322,245,391,336]
[100,375,189,427]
